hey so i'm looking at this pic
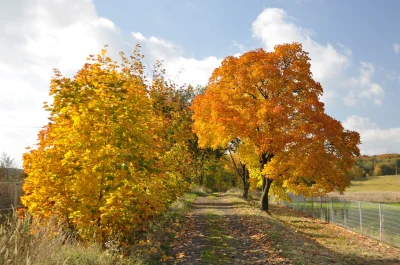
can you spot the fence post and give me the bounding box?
[320,196,323,220]
[359,201,362,235]
[297,195,299,210]
[292,194,295,210]
[344,200,347,228]
[331,201,334,223]
[326,197,329,222]
[311,195,314,217]
[14,182,19,209]
[379,203,382,241]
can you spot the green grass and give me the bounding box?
[200,213,235,264]
[264,200,400,264]
[227,194,400,264]
[284,198,400,248]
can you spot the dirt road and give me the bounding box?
[167,193,400,265]
[169,194,292,264]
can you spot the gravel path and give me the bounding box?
[167,193,400,265]
[169,194,292,264]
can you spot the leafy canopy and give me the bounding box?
[192,43,360,198]
[22,48,190,241]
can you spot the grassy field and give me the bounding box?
[328,175,400,203]
[277,176,400,249]
[284,197,400,248]
[348,175,400,192]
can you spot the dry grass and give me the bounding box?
[349,175,400,192]
[227,194,400,264]
[226,187,242,195]
[271,204,400,264]
[0,212,135,265]
[190,185,211,196]
[328,175,400,203]
[0,191,200,265]
[328,191,400,203]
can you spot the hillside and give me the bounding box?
[329,175,400,203]
[350,153,400,178]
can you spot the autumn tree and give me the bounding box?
[22,48,189,241]
[148,79,226,188]
[347,165,366,179]
[192,43,360,212]
[227,140,251,198]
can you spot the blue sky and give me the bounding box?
[1,0,400,163]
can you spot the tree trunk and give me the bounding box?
[260,177,272,212]
[199,153,205,186]
[199,172,204,186]
[228,148,244,195]
[243,182,249,199]
[259,152,274,213]
[242,165,250,199]
[262,174,266,191]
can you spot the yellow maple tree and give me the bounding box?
[22,47,188,241]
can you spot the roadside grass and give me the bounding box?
[190,185,211,196]
[226,194,400,264]
[0,190,200,265]
[271,205,400,264]
[206,194,217,199]
[0,213,134,265]
[226,187,242,196]
[129,191,200,264]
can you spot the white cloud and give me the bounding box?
[0,0,127,162]
[251,8,384,107]
[344,62,384,106]
[393,43,400,54]
[131,32,221,86]
[1,3,394,162]
[252,8,349,85]
[0,0,221,163]
[232,41,246,53]
[343,115,400,155]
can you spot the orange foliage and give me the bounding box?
[192,43,360,209]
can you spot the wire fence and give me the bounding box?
[2,181,400,248]
[277,194,400,248]
[0,181,24,213]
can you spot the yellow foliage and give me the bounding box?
[22,47,190,241]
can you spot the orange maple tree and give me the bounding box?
[192,43,360,212]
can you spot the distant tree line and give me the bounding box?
[347,154,400,179]
[0,152,25,181]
